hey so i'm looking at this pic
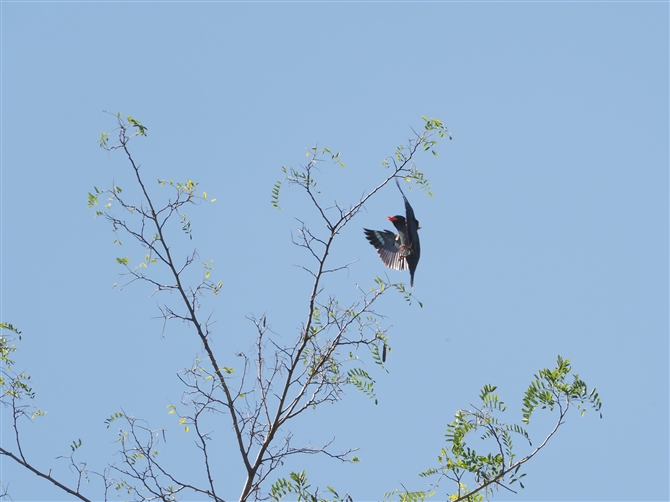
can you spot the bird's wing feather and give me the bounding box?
[363,229,408,271]
[395,179,421,258]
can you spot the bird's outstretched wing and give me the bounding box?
[363,228,408,271]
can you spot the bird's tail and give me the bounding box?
[395,177,407,200]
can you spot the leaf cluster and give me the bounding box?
[390,356,602,502]
[270,470,352,502]
[522,355,602,423]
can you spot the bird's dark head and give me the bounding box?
[389,215,420,230]
[388,215,407,232]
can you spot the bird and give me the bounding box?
[363,178,421,287]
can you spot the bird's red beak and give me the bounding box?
[387,216,399,222]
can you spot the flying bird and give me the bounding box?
[363,179,421,287]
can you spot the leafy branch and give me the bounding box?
[88,113,449,501]
[387,356,602,502]
[0,323,110,501]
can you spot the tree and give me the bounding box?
[0,114,601,501]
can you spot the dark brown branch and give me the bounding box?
[0,447,92,502]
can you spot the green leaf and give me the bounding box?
[0,322,21,335]
[87,192,99,208]
[271,180,283,209]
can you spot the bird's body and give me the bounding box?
[363,179,421,287]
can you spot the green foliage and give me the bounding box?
[401,169,434,197]
[0,323,19,371]
[69,439,83,452]
[0,323,44,422]
[379,117,450,196]
[0,322,21,343]
[392,281,423,308]
[104,411,124,428]
[321,146,345,167]
[383,488,434,502]
[126,115,148,136]
[202,260,223,295]
[87,188,99,209]
[390,356,602,502]
[270,471,350,502]
[346,367,376,400]
[98,131,110,149]
[522,355,602,423]
[273,148,329,210]
[270,471,313,501]
[92,114,223,304]
[271,179,283,209]
[420,116,452,156]
[98,111,147,150]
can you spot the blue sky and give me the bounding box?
[1,2,668,501]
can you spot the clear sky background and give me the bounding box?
[1,2,668,501]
